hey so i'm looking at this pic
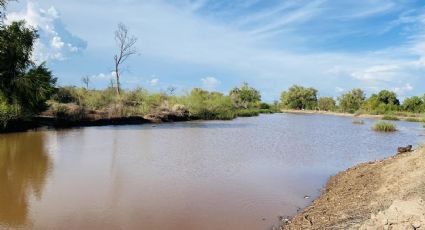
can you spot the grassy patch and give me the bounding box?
[373,121,397,132]
[352,119,365,125]
[236,109,260,117]
[382,115,399,121]
[404,117,425,122]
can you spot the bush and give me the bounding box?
[382,115,399,121]
[236,109,260,117]
[0,99,19,128]
[404,117,425,122]
[373,121,397,132]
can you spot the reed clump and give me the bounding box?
[373,121,397,132]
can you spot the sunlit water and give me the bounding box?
[0,114,424,230]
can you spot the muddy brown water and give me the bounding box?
[0,114,424,230]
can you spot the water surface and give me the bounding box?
[0,114,423,230]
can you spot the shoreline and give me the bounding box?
[281,109,424,121]
[282,144,425,229]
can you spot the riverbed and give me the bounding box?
[0,114,423,230]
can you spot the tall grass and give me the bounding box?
[381,115,399,121]
[373,121,397,132]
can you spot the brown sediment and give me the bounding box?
[282,145,425,229]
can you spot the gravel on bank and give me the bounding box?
[283,145,425,230]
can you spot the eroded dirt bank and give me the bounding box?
[283,145,425,230]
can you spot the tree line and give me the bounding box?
[280,85,425,114]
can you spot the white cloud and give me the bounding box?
[149,78,159,86]
[6,2,86,63]
[335,87,345,93]
[350,65,400,83]
[201,76,220,90]
[394,83,413,95]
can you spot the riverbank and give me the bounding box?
[283,144,425,229]
[0,107,276,133]
[281,109,425,122]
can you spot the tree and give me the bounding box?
[229,82,261,109]
[0,21,57,116]
[318,97,336,111]
[362,90,400,113]
[280,85,318,110]
[376,90,399,105]
[113,23,137,96]
[338,89,365,113]
[81,75,90,89]
[402,96,423,113]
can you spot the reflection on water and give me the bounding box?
[0,114,423,230]
[0,132,51,229]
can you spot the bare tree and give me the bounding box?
[81,75,90,89]
[114,23,137,96]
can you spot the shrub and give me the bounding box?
[0,99,19,128]
[382,115,399,121]
[236,109,260,117]
[404,117,425,122]
[373,121,397,132]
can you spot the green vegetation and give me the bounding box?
[382,115,399,121]
[372,121,397,132]
[280,85,318,110]
[229,82,261,109]
[338,89,366,113]
[0,21,57,128]
[405,117,425,122]
[318,97,336,111]
[44,83,278,123]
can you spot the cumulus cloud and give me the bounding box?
[350,65,400,83]
[6,2,87,63]
[201,76,220,90]
[393,83,413,95]
[149,78,159,86]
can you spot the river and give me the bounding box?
[0,114,423,230]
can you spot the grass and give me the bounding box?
[236,109,260,117]
[381,115,399,121]
[373,121,397,132]
[352,119,365,125]
[404,117,425,122]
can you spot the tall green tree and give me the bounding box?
[0,21,57,117]
[338,89,365,113]
[362,90,400,113]
[229,82,261,109]
[402,96,423,113]
[318,97,336,111]
[280,85,318,110]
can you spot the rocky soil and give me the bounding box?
[282,145,425,230]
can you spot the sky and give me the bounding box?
[4,0,425,101]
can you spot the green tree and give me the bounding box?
[0,21,57,119]
[318,97,336,111]
[362,90,400,113]
[376,90,400,105]
[280,85,318,110]
[338,89,365,113]
[229,82,261,109]
[402,96,423,113]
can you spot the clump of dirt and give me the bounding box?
[283,145,425,230]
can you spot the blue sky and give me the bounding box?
[5,0,425,101]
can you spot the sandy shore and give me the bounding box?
[282,145,425,229]
[281,109,422,121]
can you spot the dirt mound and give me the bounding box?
[283,145,425,230]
